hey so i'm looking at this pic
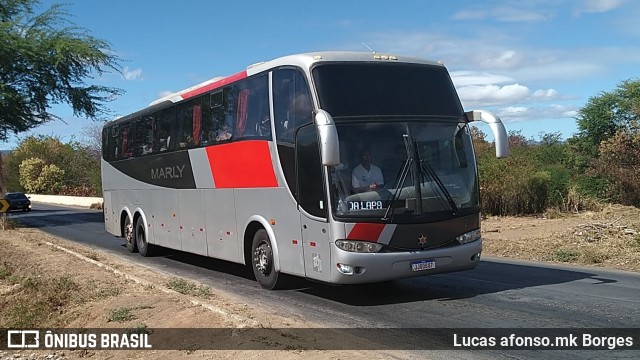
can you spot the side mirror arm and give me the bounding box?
[465,110,509,158]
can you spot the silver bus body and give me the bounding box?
[101,52,508,288]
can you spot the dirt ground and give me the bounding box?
[481,204,640,271]
[1,204,639,359]
[0,228,410,360]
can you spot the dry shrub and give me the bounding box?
[564,186,604,213]
[591,127,640,207]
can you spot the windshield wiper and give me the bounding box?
[382,158,412,221]
[418,159,459,215]
[382,135,412,221]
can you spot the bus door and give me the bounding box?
[296,125,331,282]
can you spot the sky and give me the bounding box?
[3,0,640,150]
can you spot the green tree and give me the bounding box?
[569,78,640,201]
[0,0,122,141]
[5,135,72,190]
[19,157,64,193]
[575,79,640,156]
[5,135,101,195]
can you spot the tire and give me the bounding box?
[135,216,155,257]
[123,215,137,253]
[251,229,281,289]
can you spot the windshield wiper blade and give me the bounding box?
[382,157,412,221]
[418,159,458,215]
[382,134,413,221]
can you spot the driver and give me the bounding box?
[352,149,384,193]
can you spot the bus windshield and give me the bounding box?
[312,62,463,118]
[328,121,479,222]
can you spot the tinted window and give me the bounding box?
[134,116,155,156]
[296,125,326,218]
[234,74,271,140]
[119,123,135,159]
[176,98,201,149]
[156,108,176,152]
[102,127,110,161]
[273,68,313,143]
[102,72,273,162]
[200,94,214,146]
[6,193,27,200]
[312,63,463,118]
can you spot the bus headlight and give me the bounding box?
[456,229,481,244]
[335,240,383,253]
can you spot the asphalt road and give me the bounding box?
[8,203,640,359]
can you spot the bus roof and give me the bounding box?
[104,51,444,128]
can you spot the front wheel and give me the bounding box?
[251,229,281,289]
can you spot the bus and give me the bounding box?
[101,51,508,289]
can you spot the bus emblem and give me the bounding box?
[418,235,428,246]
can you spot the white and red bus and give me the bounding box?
[101,52,508,289]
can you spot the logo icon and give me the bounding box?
[418,235,428,247]
[7,330,40,349]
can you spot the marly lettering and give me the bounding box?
[151,165,186,180]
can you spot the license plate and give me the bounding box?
[411,259,435,272]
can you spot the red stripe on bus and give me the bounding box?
[347,223,386,242]
[206,141,278,188]
[180,71,248,100]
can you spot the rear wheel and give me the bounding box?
[123,216,137,253]
[251,229,280,289]
[135,217,155,257]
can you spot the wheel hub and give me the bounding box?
[254,243,271,275]
[124,222,133,245]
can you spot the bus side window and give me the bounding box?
[273,68,312,143]
[121,123,134,158]
[134,116,154,156]
[200,94,213,146]
[245,74,270,139]
[103,127,113,161]
[111,126,120,160]
[156,109,176,152]
[177,98,201,149]
[208,87,234,143]
[235,88,250,138]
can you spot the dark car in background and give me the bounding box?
[5,192,31,212]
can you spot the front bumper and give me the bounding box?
[328,239,482,284]
[9,202,31,210]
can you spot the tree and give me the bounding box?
[0,0,123,141]
[569,78,640,201]
[19,157,64,193]
[575,79,640,155]
[81,120,105,161]
[5,135,101,195]
[591,123,640,206]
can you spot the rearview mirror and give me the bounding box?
[314,109,340,166]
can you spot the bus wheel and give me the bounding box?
[124,216,137,253]
[251,229,280,289]
[135,217,155,257]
